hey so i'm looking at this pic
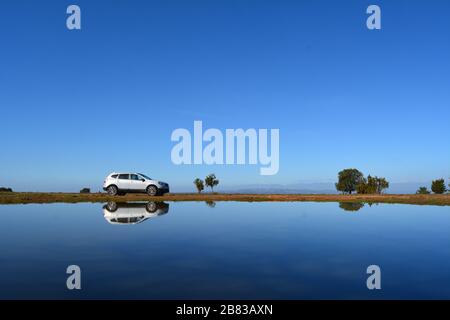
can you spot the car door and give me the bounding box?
[130,174,145,191]
[117,174,132,190]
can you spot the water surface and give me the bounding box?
[0,201,449,299]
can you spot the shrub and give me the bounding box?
[193,178,204,193]
[356,175,389,194]
[431,179,446,194]
[416,187,430,195]
[205,174,219,192]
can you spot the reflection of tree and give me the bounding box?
[205,200,216,208]
[339,202,364,212]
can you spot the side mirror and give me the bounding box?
[141,179,145,182]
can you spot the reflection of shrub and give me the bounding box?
[205,200,216,208]
[339,202,365,212]
[80,188,90,194]
[0,187,13,192]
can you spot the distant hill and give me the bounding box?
[183,182,428,194]
[139,181,431,195]
[218,183,337,194]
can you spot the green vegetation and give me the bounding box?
[335,169,389,195]
[79,188,90,194]
[356,176,389,194]
[431,179,447,194]
[1,192,450,206]
[205,174,219,192]
[416,187,430,195]
[335,169,364,194]
[339,202,365,212]
[193,178,204,193]
[205,200,216,208]
[2,174,450,207]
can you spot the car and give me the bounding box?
[102,201,169,225]
[103,172,170,196]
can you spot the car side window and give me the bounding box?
[130,174,140,181]
[118,174,129,180]
[111,174,118,179]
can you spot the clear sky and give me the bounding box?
[1,0,449,192]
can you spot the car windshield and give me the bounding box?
[138,173,152,180]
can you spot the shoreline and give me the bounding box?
[1,192,450,206]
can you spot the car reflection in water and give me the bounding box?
[102,201,169,225]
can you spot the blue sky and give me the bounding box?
[1,0,449,192]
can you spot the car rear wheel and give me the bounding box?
[146,185,158,196]
[107,185,118,196]
[146,202,157,213]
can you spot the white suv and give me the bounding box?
[103,172,170,196]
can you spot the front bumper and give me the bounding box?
[158,187,170,194]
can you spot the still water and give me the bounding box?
[0,201,449,299]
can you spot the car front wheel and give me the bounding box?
[107,185,118,196]
[106,201,118,212]
[146,185,158,196]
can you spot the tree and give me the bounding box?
[335,169,364,194]
[416,187,430,194]
[375,177,389,194]
[205,174,219,192]
[356,176,376,194]
[431,179,446,194]
[193,178,204,193]
[356,175,389,194]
